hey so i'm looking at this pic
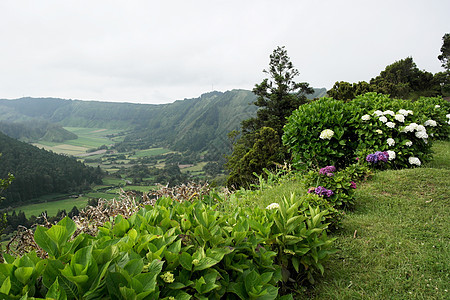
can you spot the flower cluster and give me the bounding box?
[366,151,389,163]
[161,271,175,283]
[266,203,280,210]
[319,165,336,176]
[447,114,450,125]
[319,129,334,140]
[424,119,437,127]
[387,138,395,147]
[408,156,421,166]
[308,186,334,197]
[350,181,357,189]
[386,150,396,160]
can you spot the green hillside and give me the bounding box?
[0,88,326,154]
[0,121,77,142]
[0,132,103,208]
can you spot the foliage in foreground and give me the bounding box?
[0,192,335,299]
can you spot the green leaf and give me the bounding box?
[244,270,259,295]
[124,259,144,276]
[34,226,58,257]
[46,277,68,300]
[106,271,128,298]
[120,286,137,300]
[227,282,246,299]
[179,252,193,271]
[0,277,11,295]
[193,257,219,272]
[113,217,130,237]
[14,267,33,285]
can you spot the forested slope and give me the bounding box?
[0,132,103,208]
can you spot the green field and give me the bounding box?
[10,198,90,218]
[129,147,172,158]
[33,127,123,155]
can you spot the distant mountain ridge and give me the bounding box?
[0,88,327,153]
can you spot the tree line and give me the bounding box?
[0,132,103,208]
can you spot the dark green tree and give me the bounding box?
[370,57,437,98]
[327,81,374,101]
[242,46,314,137]
[438,33,450,72]
[436,33,450,96]
[226,46,313,188]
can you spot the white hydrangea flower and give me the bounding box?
[424,120,437,127]
[409,123,419,130]
[387,138,395,146]
[266,203,280,210]
[446,113,450,119]
[408,156,421,166]
[319,129,334,140]
[383,110,395,116]
[416,125,426,132]
[386,122,395,128]
[415,131,428,139]
[405,140,413,147]
[394,114,405,122]
[376,129,383,134]
[398,109,413,116]
[435,105,440,108]
[379,116,388,123]
[387,150,396,160]
[373,110,383,116]
[361,114,371,121]
[448,119,450,125]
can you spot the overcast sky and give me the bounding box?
[1,0,449,104]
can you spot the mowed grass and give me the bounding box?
[34,127,123,155]
[129,147,172,158]
[299,141,450,299]
[10,198,90,218]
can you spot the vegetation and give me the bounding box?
[0,132,103,208]
[226,46,314,188]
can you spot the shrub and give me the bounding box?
[283,93,449,171]
[283,98,357,169]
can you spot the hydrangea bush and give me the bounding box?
[282,98,357,169]
[284,93,449,171]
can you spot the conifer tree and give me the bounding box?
[226,46,313,188]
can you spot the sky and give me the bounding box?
[0,0,449,104]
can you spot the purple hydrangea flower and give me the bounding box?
[350,181,357,189]
[314,186,334,197]
[366,151,389,164]
[319,166,336,176]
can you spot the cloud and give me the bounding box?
[0,0,449,103]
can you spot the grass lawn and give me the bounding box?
[10,198,90,219]
[298,140,450,299]
[129,147,172,158]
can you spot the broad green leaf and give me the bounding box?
[112,217,130,237]
[120,286,137,300]
[46,277,68,300]
[0,277,11,295]
[227,282,246,299]
[34,226,58,257]
[106,272,128,298]
[14,267,33,285]
[244,270,259,295]
[124,259,144,276]
[179,252,193,271]
[193,257,219,271]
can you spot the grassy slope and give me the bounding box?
[296,141,450,299]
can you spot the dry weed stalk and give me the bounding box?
[2,182,213,259]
